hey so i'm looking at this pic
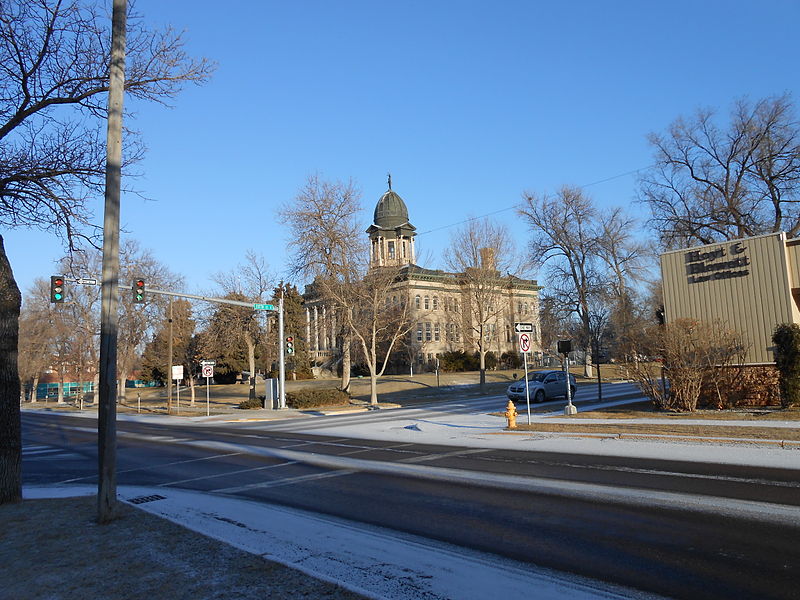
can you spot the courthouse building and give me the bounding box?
[304,182,542,371]
[660,231,800,365]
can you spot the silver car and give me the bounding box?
[506,370,577,403]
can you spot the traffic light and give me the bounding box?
[285,336,295,355]
[133,279,145,303]
[50,276,65,303]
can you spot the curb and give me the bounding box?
[496,429,800,448]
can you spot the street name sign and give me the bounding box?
[514,322,533,333]
[253,303,275,310]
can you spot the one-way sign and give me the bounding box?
[514,322,533,333]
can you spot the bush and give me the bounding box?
[286,388,350,409]
[629,319,747,412]
[773,323,800,408]
[238,396,263,410]
[500,351,522,369]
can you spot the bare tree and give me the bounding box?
[18,280,57,403]
[280,175,364,392]
[0,0,213,503]
[640,94,800,247]
[444,217,519,390]
[205,251,273,401]
[326,266,415,405]
[520,186,601,377]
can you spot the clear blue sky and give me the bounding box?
[6,0,800,298]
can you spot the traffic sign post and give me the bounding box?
[201,362,214,416]
[172,365,183,414]
[516,328,533,425]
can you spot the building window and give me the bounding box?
[424,296,430,310]
[455,326,460,342]
[433,296,438,310]
[415,295,421,309]
[417,353,424,364]
[434,323,440,342]
[427,353,433,362]
[417,323,423,342]
[425,322,432,341]
[388,240,395,260]
[517,301,522,314]
[523,302,529,314]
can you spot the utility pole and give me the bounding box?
[167,297,173,413]
[97,0,127,524]
[278,291,286,409]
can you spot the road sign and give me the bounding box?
[518,332,531,353]
[514,322,533,333]
[253,303,275,310]
[76,278,97,285]
[171,365,184,381]
[201,364,214,378]
[200,360,216,366]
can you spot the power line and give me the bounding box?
[416,164,653,237]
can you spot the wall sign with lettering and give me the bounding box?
[684,242,750,284]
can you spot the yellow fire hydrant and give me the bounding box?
[505,400,518,429]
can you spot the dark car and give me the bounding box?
[506,370,577,403]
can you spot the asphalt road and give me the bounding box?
[21,400,800,600]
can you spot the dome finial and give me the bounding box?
[387,171,392,190]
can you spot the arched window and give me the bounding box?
[424,296,430,310]
[415,295,421,309]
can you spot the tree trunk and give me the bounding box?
[340,336,351,393]
[584,349,593,378]
[479,342,486,391]
[0,236,22,504]
[57,369,65,404]
[247,337,256,402]
[30,376,39,403]
[118,370,128,402]
[189,374,196,406]
[370,371,378,406]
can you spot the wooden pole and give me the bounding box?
[97,0,127,524]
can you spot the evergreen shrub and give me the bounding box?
[772,323,800,408]
[286,388,350,409]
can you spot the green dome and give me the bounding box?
[373,190,410,229]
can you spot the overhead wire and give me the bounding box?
[415,165,654,237]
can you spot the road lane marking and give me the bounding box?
[211,469,354,494]
[158,460,299,487]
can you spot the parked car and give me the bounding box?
[506,370,577,403]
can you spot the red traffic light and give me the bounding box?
[133,279,145,303]
[50,275,65,303]
[286,336,294,342]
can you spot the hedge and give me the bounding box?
[286,388,350,409]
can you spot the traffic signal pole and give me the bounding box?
[278,292,286,409]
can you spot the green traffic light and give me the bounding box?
[54,293,62,301]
